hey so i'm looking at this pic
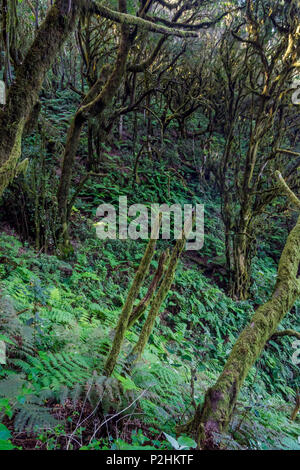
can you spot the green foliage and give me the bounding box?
[0,423,16,450]
[0,141,299,449]
[0,220,299,449]
[0,0,300,451]
[0,375,57,433]
[13,352,94,391]
[163,432,197,450]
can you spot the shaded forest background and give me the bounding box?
[0,0,299,450]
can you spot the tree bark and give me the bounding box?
[56,16,131,247]
[0,0,81,196]
[126,214,194,365]
[183,173,300,449]
[231,222,254,300]
[103,215,161,377]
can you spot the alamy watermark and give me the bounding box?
[0,80,5,105]
[292,340,300,366]
[0,340,6,365]
[95,197,204,251]
[291,77,300,105]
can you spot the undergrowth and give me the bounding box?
[0,205,299,449]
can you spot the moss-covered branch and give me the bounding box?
[127,250,169,330]
[103,215,161,377]
[144,7,244,32]
[275,170,300,210]
[185,173,300,449]
[271,329,300,341]
[126,215,194,365]
[90,2,198,38]
[127,36,167,72]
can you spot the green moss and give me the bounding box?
[103,216,161,376]
[0,119,25,196]
[127,216,194,364]
[190,214,300,448]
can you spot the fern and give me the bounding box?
[14,395,58,433]
[0,375,57,432]
[12,351,95,390]
[0,294,35,358]
[84,373,137,415]
[49,308,75,326]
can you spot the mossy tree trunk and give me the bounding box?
[228,128,262,300]
[230,211,255,301]
[103,214,161,377]
[56,4,131,249]
[0,0,82,196]
[126,214,194,365]
[127,250,168,330]
[186,173,300,449]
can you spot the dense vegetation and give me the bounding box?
[0,0,299,451]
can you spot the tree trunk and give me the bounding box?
[56,20,131,248]
[231,229,254,300]
[126,224,191,366]
[291,395,300,421]
[182,174,300,448]
[103,215,161,377]
[230,199,255,300]
[0,0,81,197]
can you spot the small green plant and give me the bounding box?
[163,433,197,450]
[0,423,16,450]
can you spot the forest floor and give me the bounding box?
[0,90,299,449]
[0,182,299,449]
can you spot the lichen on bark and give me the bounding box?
[0,118,25,194]
[103,214,161,377]
[126,213,194,365]
[183,172,300,449]
[0,0,81,198]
